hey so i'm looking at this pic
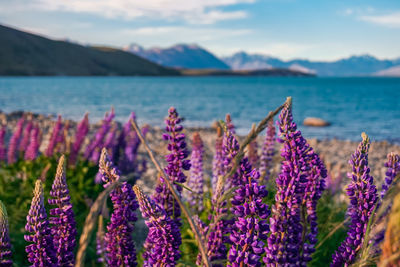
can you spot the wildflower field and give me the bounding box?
[0,97,399,267]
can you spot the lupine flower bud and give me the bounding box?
[228,164,270,267]
[212,127,224,194]
[25,125,40,161]
[133,185,181,267]
[7,116,24,164]
[48,155,76,266]
[331,133,378,266]
[0,126,6,162]
[265,99,326,266]
[259,119,276,182]
[25,180,57,266]
[19,121,32,154]
[185,132,205,213]
[99,148,138,266]
[85,109,114,163]
[225,114,235,134]
[153,107,190,228]
[0,201,12,266]
[69,113,89,165]
[45,115,63,157]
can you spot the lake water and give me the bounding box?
[0,76,399,143]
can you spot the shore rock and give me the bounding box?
[303,117,330,127]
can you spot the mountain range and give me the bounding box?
[0,24,179,76]
[124,43,230,70]
[222,52,400,76]
[124,43,400,77]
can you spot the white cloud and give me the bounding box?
[29,0,254,24]
[359,11,400,28]
[121,26,252,43]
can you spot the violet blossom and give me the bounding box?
[212,127,224,194]
[25,125,40,161]
[7,116,24,164]
[69,113,89,165]
[48,155,76,266]
[185,132,205,213]
[0,201,12,266]
[45,115,63,157]
[152,107,190,227]
[25,180,57,266]
[0,126,6,162]
[99,148,138,266]
[133,185,181,267]
[330,133,378,266]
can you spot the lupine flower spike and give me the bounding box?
[69,113,89,165]
[25,125,40,161]
[201,126,239,267]
[48,155,76,266]
[0,126,6,162]
[133,185,181,267]
[84,109,114,163]
[228,166,270,267]
[19,120,33,155]
[99,148,138,266]
[153,107,190,227]
[259,119,276,182]
[212,126,224,194]
[265,98,327,266]
[7,116,24,164]
[45,115,63,157]
[0,201,12,266]
[331,133,378,266]
[185,132,205,213]
[25,180,57,266]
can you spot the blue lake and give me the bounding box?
[0,76,399,143]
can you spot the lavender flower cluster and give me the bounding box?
[2,100,399,267]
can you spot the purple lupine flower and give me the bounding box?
[264,99,326,266]
[259,120,276,182]
[69,113,89,165]
[84,109,114,163]
[222,125,240,192]
[300,148,327,263]
[7,116,24,164]
[228,164,270,267]
[0,126,6,162]
[19,121,33,154]
[381,152,400,200]
[25,125,40,161]
[212,127,224,194]
[201,127,239,267]
[152,107,190,228]
[56,121,69,154]
[99,148,138,266]
[133,185,181,267]
[25,180,57,267]
[48,155,76,266]
[185,132,205,213]
[0,201,12,266]
[331,133,378,267]
[113,112,135,165]
[45,115,63,157]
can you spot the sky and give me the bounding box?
[0,0,400,61]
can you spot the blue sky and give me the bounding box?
[1,0,399,60]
